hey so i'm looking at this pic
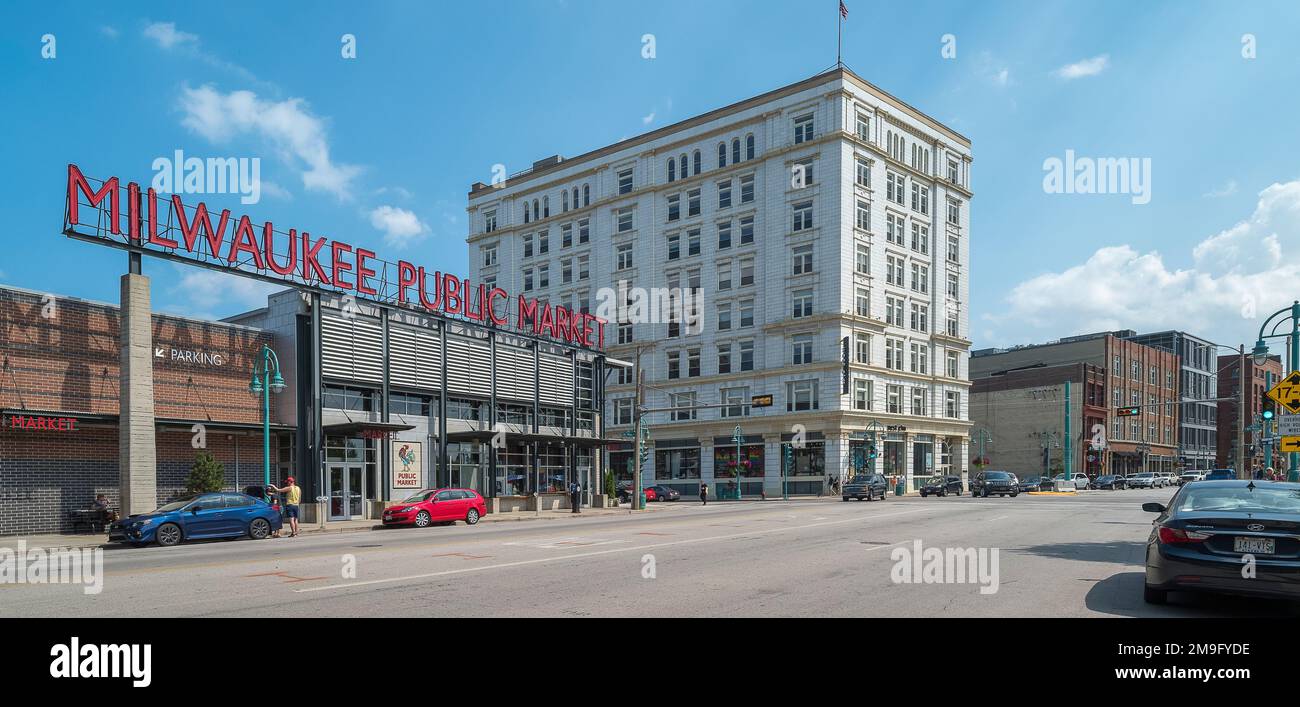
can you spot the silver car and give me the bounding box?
[1128,472,1157,488]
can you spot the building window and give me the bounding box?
[667,194,680,221]
[792,200,813,232]
[886,172,905,205]
[523,268,534,291]
[739,216,755,244]
[687,347,701,377]
[614,399,634,425]
[618,322,632,344]
[672,392,697,421]
[667,159,676,183]
[886,213,904,245]
[947,200,961,226]
[886,338,904,370]
[687,188,701,217]
[910,303,928,332]
[618,168,633,195]
[722,386,750,418]
[717,261,732,291]
[854,378,873,411]
[910,342,929,374]
[910,183,929,215]
[732,139,741,165]
[739,299,754,328]
[855,333,871,364]
[717,344,732,374]
[667,351,681,380]
[667,234,681,260]
[538,230,549,254]
[855,243,870,275]
[886,295,903,327]
[739,339,755,371]
[911,263,929,294]
[792,289,813,318]
[693,150,702,175]
[856,113,871,141]
[482,244,498,267]
[792,334,814,365]
[786,379,819,411]
[946,350,959,378]
[583,184,590,206]
[947,235,959,263]
[911,223,929,255]
[718,180,732,209]
[794,114,814,144]
[947,160,960,184]
[887,384,902,413]
[718,142,727,168]
[717,302,732,331]
[739,258,755,287]
[538,264,549,288]
[856,200,871,230]
[746,134,755,160]
[856,287,871,317]
[946,273,959,299]
[718,221,732,249]
[740,174,755,204]
[792,243,814,275]
[947,391,964,418]
[484,210,497,233]
[911,386,928,416]
[616,243,633,270]
[617,207,634,233]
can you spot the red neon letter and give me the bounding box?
[264,226,297,276]
[330,241,354,290]
[397,261,417,304]
[66,164,120,234]
[488,288,509,326]
[228,215,266,270]
[417,268,441,310]
[300,232,332,285]
[517,294,538,331]
[355,248,378,296]
[442,273,462,315]
[171,197,229,257]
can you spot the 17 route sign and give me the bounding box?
[1266,372,1300,414]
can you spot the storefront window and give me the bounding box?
[538,442,567,493]
[323,385,375,412]
[496,442,530,496]
[447,442,483,491]
[714,445,764,478]
[784,442,825,477]
[610,450,634,482]
[447,397,483,421]
[882,438,905,477]
[654,448,701,480]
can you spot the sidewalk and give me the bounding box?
[3,504,670,550]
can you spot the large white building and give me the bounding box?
[467,67,973,496]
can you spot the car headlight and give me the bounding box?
[137,518,157,527]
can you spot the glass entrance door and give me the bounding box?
[328,463,365,521]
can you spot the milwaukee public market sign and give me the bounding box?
[63,164,606,350]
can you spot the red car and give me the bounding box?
[382,488,486,528]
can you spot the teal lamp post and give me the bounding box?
[249,345,286,487]
[1252,300,1300,482]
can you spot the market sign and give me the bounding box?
[64,165,606,350]
[4,414,79,432]
[392,440,422,488]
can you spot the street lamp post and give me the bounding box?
[249,344,286,488]
[1251,301,1300,482]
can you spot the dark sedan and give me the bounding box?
[1092,475,1127,490]
[1143,481,1300,605]
[1017,476,1042,493]
[919,476,964,497]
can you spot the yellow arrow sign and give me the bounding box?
[1266,371,1300,414]
[1280,436,1300,453]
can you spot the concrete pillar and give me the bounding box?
[119,273,157,516]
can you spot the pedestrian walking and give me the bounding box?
[699,482,708,506]
[266,476,302,537]
[568,479,581,514]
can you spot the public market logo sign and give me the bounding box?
[64,164,606,349]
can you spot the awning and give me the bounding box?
[323,421,417,436]
[443,429,627,446]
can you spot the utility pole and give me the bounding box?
[1237,345,1246,479]
[1264,370,1274,473]
[633,348,644,511]
[1064,380,1072,480]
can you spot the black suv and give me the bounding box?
[842,474,889,501]
[971,470,1019,498]
[919,476,964,497]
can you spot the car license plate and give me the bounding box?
[1234,537,1275,554]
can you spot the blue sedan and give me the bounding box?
[108,492,283,547]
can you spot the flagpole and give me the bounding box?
[837,2,843,67]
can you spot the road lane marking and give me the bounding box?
[296,506,949,594]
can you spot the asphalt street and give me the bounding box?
[2,486,1295,617]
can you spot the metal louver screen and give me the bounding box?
[321,315,383,384]
[539,353,574,407]
[444,335,492,396]
[495,344,535,403]
[389,325,442,391]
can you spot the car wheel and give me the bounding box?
[156,523,182,547]
[982,489,990,498]
[1010,491,1019,498]
[466,508,481,525]
[1143,584,1168,605]
[414,510,431,528]
[920,492,927,498]
[249,517,271,540]
[842,496,849,502]
[939,490,946,497]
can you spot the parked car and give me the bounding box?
[1143,480,1300,605]
[971,470,1019,498]
[1203,469,1238,481]
[382,488,486,527]
[616,483,658,503]
[1156,472,1178,487]
[919,476,964,497]
[648,485,680,502]
[1052,473,1091,490]
[108,492,283,547]
[1016,476,1044,493]
[1128,472,1157,488]
[1178,471,1205,485]
[842,473,889,501]
[1092,475,1128,490]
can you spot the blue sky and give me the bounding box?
[4,1,1300,351]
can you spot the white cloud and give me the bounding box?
[1203,180,1238,198]
[642,111,656,125]
[143,22,198,50]
[100,26,120,39]
[1054,54,1110,79]
[178,85,362,200]
[167,267,283,320]
[989,180,1300,348]
[368,205,428,248]
[260,180,292,200]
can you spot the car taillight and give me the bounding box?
[1158,526,1209,544]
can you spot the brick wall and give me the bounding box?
[0,425,265,536]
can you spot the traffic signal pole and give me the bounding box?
[633,349,644,511]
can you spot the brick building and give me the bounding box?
[0,285,276,536]
[971,331,1180,476]
[970,362,1107,478]
[1216,353,1284,471]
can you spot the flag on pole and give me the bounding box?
[840,0,849,18]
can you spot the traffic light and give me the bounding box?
[784,444,794,470]
[867,442,878,459]
[1115,406,1141,417]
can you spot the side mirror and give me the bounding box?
[1142,502,1165,513]
[190,505,202,513]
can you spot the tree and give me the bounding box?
[186,451,226,494]
[604,469,616,499]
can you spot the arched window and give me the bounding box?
[532,199,539,221]
[563,190,569,211]
[543,196,549,218]
[731,139,740,165]
[572,187,579,209]
[693,150,701,175]
[523,204,529,224]
[718,143,727,168]
[679,155,687,179]
[746,135,755,160]
[668,159,676,182]
[583,184,590,206]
